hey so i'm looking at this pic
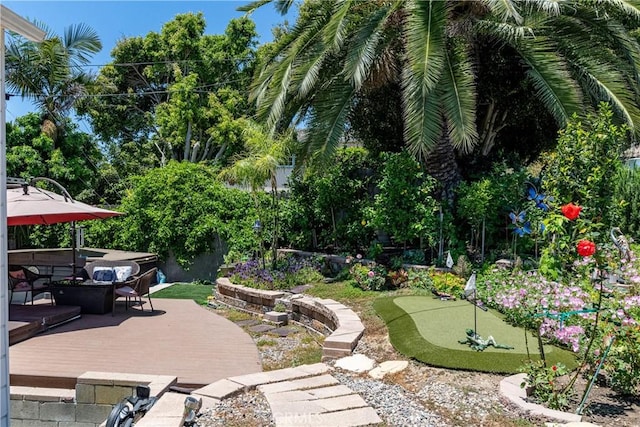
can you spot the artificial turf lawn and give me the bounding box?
[152,283,214,305]
[374,295,578,374]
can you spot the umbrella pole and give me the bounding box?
[71,221,77,283]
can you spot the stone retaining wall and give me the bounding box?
[10,372,176,426]
[215,278,365,360]
[216,278,286,313]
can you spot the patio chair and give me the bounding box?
[8,265,53,305]
[113,268,157,315]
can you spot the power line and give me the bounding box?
[70,57,256,69]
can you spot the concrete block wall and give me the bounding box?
[216,278,365,361]
[10,372,176,426]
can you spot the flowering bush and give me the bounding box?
[520,361,571,410]
[576,240,596,257]
[430,270,466,298]
[230,255,323,290]
[561,203,582,220]
[350,262,387,291]
[482,243,640,395]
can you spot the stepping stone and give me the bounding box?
[235,319,260,327]
[334,354,376,373]
[290,284,313,294]
[269,327,296,337]
[368,360,409,379]
[249,324,276,333]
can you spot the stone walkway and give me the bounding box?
[142,363,383,426]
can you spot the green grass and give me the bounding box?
[256,338,277,347]
[375,295,578,374]
[152,283,214,305]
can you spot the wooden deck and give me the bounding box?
[9,304,81,345]
[9,299,262,389]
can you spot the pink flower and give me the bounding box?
[367,270,375,278]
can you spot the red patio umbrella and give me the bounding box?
[7,185,122,226]
[6,178,123,279]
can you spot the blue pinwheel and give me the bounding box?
[527,185,550,211]
[514,221,532,236]
[509,210,531,236]
[509,210,525,224]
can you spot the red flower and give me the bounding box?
[561,203,582,220]
[577,240,596,257]
[552,365,557,371]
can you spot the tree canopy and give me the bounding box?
[78,13,259,167]
[246,0,640,171]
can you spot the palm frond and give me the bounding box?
[404,0,447,92]
[401,0,447,156]
[575,56,640,133]
[304,79,356,164]
[474,20,535,46]
[546,9,640,131]
[343,2,401,89]
[251,6,332,128]
[439,45,478,153]
[237,0,273,13]
[523,0,562,16]
[295,50,329,100]
[402,69,442,160]
[322,0,353,50]
[595,0,640,21]
[518,36,582,126]
[485,0,523,24]
[63,23,102,67]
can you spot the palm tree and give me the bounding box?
[241,0,640,190]
[5,22,101,142]
[219,120,294,266]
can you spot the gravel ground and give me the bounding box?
[192,305,639,427]
[192,316,538,427]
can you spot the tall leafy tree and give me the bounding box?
[79,13,258,166]
[6,113,103,201]
[5,22,101,143]
[243,0,640,190]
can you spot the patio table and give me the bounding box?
[50,281,116,314]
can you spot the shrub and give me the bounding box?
[430,270,465,298]
[406,268,433,290]
[349,263,387,291]
[366,151,439,248]
[520,360,572,410]
[229,254,323,290]
[85,161,260,267]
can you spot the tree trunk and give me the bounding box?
[478,99,508,156]
[424,132,461,202]
[183,121,193,160]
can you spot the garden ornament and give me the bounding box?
[431,288,456,300]
[458,329,514,352]
[610,227,631,261]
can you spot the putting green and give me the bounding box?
[374,296,577,373]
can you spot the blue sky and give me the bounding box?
[3,0,296,122]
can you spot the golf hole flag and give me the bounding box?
[446,251,454,269]
[465,272,477,298]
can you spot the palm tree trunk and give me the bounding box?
[424,133,461,203]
